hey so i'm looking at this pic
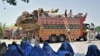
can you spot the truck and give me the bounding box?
[15,8,87,42]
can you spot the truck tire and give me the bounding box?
[83,35,87,41]
[76,38,81,41]
[58,35,66,42]
[49,35,57,43]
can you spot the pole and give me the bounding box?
[63,16,71,42]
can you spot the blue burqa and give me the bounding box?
[4,44,23,56]
[0,42,7,56]
[20,41,33,56]
[86,45,100,56]
[57,42,74,56]
[42,42,59,56]
[29,43,45,56]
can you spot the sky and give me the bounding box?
[0,0,100,26]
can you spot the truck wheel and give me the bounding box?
[76,37,81,41]
[83,35,87,41]
[76,38,80,41]
[49,35,57,43]
[58,35,66,42]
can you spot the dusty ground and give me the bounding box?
[0,39,100,55]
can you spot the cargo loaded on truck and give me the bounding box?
[15,8,87,42]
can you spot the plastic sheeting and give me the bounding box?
[57,42,74,56]
[4,44,23,56]
[42,42,59,56]
[86,45,100,56]
[29,43,45,56]
[20,41,33,56]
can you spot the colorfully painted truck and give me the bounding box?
[15,8,87,42]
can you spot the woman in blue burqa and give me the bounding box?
[57,42,74,56]
[4,41,24,56]
[86,45,100,56]
[29,42,45,56]
[0,42,7,56]
[20,41,33,56]
[42,42,59,56]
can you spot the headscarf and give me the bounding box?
[20,41,33,56]
[57,42,74,56]
[0,42,7,56]
[4,43,23,56]
[42,42,59,56]
[86,45,100,56]
[29,42,45,56]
